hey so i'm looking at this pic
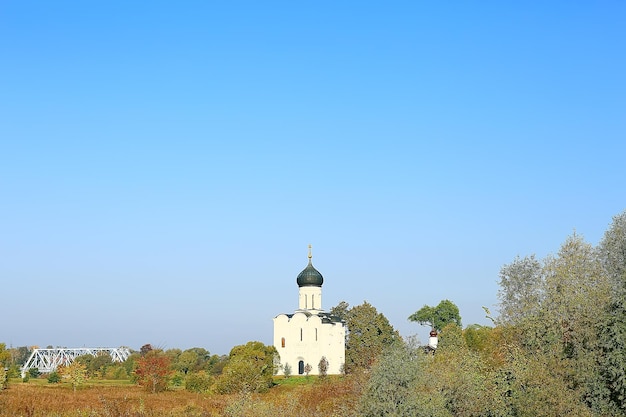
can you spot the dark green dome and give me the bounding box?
[297,259,324,287]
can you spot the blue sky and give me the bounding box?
[1,2,624,355]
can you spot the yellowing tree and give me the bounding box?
[59,361,87,393]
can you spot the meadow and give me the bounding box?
[0,376,359,417]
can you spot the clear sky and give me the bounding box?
[1,2,624,355]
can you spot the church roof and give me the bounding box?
[296,259,324,287]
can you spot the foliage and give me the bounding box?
[133,349,172,393]
[318,356,328,378]
[330,300,350,321]
[47,371,61,383]
[0,366,7,390]
[497,255,544,325]
[28,367,40,378]
[359,339,450,417]
[408,299,462,331]
[283,362,292,378]
[59,361,87,392]
[0,343,10,367]
[74,352,114,379]
[185,371,212,393]
[340,301,401,372]
[171,347,212,374]
[599,210,626,293]
[215,341,278,394]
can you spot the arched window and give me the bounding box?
[281,337,285,348]
[298,360,305,375]
[300,328,303,341]
[312,294,315,309]
[315,328,318,341]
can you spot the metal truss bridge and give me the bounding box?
[21,347,131,378]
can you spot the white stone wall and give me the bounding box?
[273,311,345,375]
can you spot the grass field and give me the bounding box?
[0,375,360,417]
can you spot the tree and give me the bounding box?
[497,255,544,325]
[59,361,87,393]
[283,362,292,378]
[599,210,626,293]
[47,371,61,383]
[215,341,278,394]
[330,300,350,321]
[0,366,7,390]
[318,356,328,378]
[185,371,212,393]
[595,211,626,413]
[134,349,171,393]
[408,299,462,331]
[359,339,451,417]
[341,301,401,372]
[0,343,10,366]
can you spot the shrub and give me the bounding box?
[185,371,212,393]
[47,371,61,383]
[283,362,292,379]
[318,357,329,378]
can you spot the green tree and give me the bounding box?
[497,255,544,325]
[283,362,292,378]
[134,349,171,393]
[495,231,614,414]
[341,301,401,372]
[0,343,10,366]
[330,300,350,321]
[215,341,278,394]
[318,356,329,378]
[0,366,7,390]
[594,211,626,414]
[185,371,212,393]
[599,210,626,293]
[47,371,61,383]
[408,299,462,331]
[360,338,454,417]
[28,367,40,378]
[173,347,212,374]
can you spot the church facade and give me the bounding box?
[273,248,346,375]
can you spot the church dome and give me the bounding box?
[297,260,324,287]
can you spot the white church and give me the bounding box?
[273,247,346,375]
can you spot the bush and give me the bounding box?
[185,371,212,393]
[318,357,329,378]
[283,363,292,379]
[47,371,61,383]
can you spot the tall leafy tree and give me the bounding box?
[595,210,626,413]
[408,299,462,331]
[599,210,626,293]
[342,301,401,372]
[497,255,544,325]
[359,339,449,417]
